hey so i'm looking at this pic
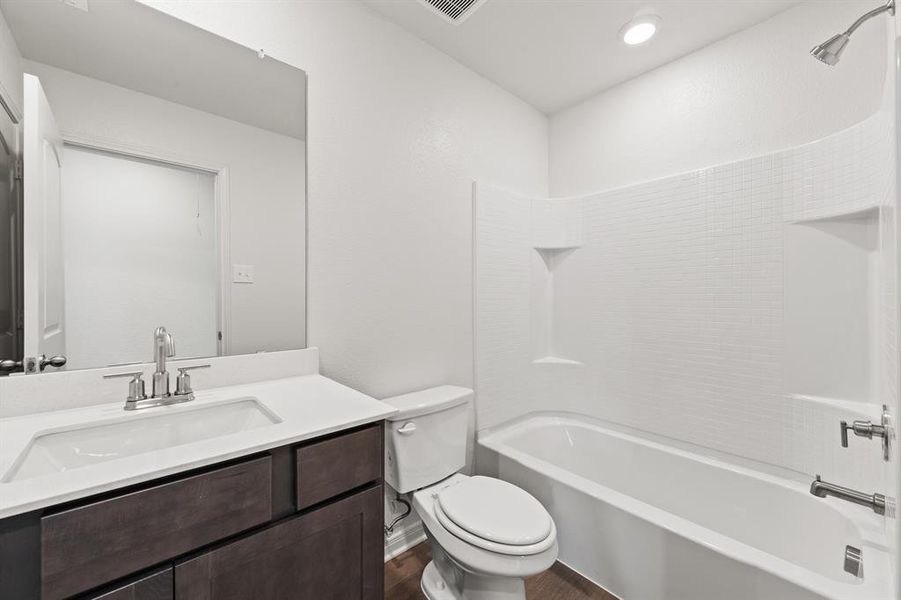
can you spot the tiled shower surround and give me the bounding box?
[475,110,897,492]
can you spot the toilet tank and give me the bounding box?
[382,386,472,494]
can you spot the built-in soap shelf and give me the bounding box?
[536,246,578,271]
[787,392,883,415]
[532,356,584,366]
[787,205,880,225]
[784,204,879,404]
[531,200,583,367]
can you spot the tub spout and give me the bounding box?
[810,475,886,515]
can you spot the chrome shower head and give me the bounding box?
[811,33,850,66]
[811,0,894,66]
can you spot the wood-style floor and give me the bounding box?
[385,542,617,600]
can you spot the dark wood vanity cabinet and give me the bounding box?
[295,423,383,510]
[0,422,385,600]
[88,569,173,600]
[43,458,273,600]
[174,485,383,600]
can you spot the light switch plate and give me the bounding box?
[233,264,254,284]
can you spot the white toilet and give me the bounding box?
[383,386,558,600]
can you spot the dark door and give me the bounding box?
[0,103,21,374]
[174,485,383,600]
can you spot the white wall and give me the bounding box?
[549,1,887,197]
[61,146,217,369]
[136,0,548,558]
[24,60,306,358]
[137,0,549,400]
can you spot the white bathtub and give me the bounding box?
[477,413,891,600]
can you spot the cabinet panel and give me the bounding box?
[86,568,173,600]
[42,457,272,600]
[175,484,383,600]
[295,423,382,509]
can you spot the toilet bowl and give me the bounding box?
[382,386,558,600]
[413,474,558,600]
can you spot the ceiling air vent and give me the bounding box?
[418,0,487,25]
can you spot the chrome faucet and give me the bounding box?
[810,475,886,515]
[104,326,210,410]
[152,326,176,398]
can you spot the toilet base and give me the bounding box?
[421,561,458,600]
[420,543,527,600]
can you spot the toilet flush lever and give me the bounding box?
[397,422,417,435]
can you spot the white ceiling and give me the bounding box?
[361,0,800,114]
[1,0,306,139]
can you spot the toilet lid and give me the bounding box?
[436,476,552,546]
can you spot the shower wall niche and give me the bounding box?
[530,199,582,365]
[784,209,880,404]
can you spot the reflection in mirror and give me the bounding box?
[0,0,306,373]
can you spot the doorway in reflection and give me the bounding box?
[62,146,219,369]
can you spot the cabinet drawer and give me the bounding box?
[295,424,382,509]
[84,568,173,600]
[42,457,272,600]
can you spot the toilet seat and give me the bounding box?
[433,476,556,556]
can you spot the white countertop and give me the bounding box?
[0,374,397,519]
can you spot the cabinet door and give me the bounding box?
[42,457,271,600]
[84,568,173,600]
[175,485,383,600]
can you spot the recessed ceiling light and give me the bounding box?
[620,15,660,46]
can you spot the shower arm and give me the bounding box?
[843,0,894,37]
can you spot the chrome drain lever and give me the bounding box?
[844,545,863,578]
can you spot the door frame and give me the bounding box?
[61,131,232,356]
[0,96,20,364]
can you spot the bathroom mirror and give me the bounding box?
[0,0,306,373]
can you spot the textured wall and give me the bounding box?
[549,1,888,197]
[139,0,549,400]
[476,110,897,493]
[136,0,548,559]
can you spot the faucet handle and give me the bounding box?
[176,364,211,374]
[103,371,147,401]
[175,364,210,396]
[840,421,851,447]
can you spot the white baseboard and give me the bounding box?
[384,520,426,561]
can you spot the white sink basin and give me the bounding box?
[2,398,280,482]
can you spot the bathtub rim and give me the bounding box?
[477,411,891,600]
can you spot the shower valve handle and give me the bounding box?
[841,420,885,447]
[839,406,892,461]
